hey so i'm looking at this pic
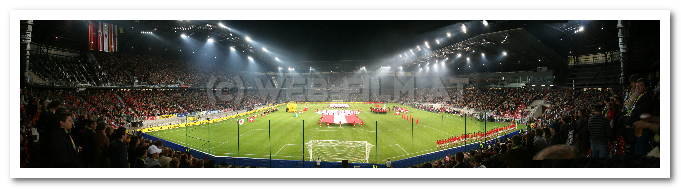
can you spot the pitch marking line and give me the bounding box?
[274,144,295,156]
[395,143,409,155]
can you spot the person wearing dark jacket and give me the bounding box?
[133,147,147,168]
[547,122,564,146]
[625,78,656,156]
[80,119,97,167]
[453,152,473,168]
[92,121,110,168]
[49,112,82,168]
[109,127,128,168]
[588,105,611,158]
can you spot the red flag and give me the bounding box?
[416,118,418,124]
[375,104,379,107]
[248,117,254,122]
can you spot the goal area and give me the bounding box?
[306,140,374,163]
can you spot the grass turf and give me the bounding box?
[146,103,526,164]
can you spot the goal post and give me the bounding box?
[306,140,374,163]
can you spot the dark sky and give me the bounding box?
[224,20,462,62]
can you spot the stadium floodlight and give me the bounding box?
[503,51,507,56]
[538,59,541,62]
[579,26,584,32]
[436,39,440,44]
[310,67,314,70]
[275,57,279,61]
[541,85,546,86]
[262,47,268,52]
[398,66,403,69]
[532,85,536,86]
[248,56,253,60]
[288,67,295,71]
[207,38,214,43]
[410,50,414,54]
[181,34,186,38]
[361,67,366,70]
[462,24,467,33]
[458,54,462,57]
[441,62,445,66]
[466,57,470,61]
[482,20,488,26]
[399,55,402,57]
[245,36,252,42]
[481,53,485,57]
[278,67,283,70]
[230,46,235,51]
[447,32,451,37]
[424,41,429,46]
[550,85,554,86]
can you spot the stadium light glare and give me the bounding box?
[481,53,485,57]
[310,67,314,70]
[181,34,186,38]
[503,51,507,55]
[458,54,462,57]
[461,24,467,33]
[288,67,295,71]
[436,40,440,44]
[278,67,283,70]
[275,57,279,61]
[398,66,403,69]
[230,46,235,51]
[579,26,584,32]
[245,36,251,42]
[248,56,253,60]
[466,57,470,61]
[483,20,488,26]
[447,32,451,37]
[399,55,402,57]
[262,47,268,52]
[207,38,214,43]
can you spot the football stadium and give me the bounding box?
[18,19,661,169]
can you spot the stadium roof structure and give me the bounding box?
[29,20,659,86]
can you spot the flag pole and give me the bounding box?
[464,114,467,151]
[302,120,305,166]
[269,120,271,168]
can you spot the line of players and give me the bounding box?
[436,124,517,149]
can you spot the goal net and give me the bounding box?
[306,140,374,163]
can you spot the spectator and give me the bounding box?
[109,127,128,168]
[49,112,82,168]
[144,145,162,168]
[133,147,147,168]
[588,105,611,159]
[205,159,215,168]
[499,135,529,168]
[127,136,140,166]
[624,78,656,156]
[385,158,391,168]
[547,122,563,146]
[92,121,110,168]
[533,128,548,155]
[472,154,486,168]
[453,152,472,168]
[105,126,114,141]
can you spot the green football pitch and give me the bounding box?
[146,103,526,164]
